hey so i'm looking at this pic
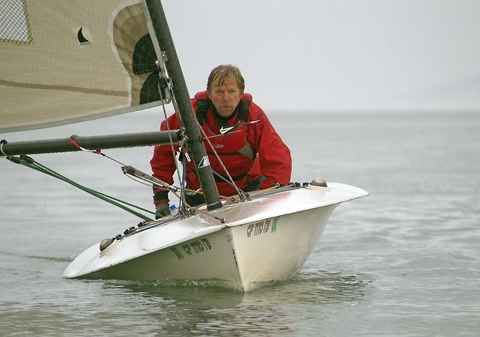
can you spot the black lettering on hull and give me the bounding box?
[246,218,278,238]
[180,237,212,257]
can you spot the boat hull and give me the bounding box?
[63,182,367,291]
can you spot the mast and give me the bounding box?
[145,0,222,211]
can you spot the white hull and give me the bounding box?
[63,182,367,291]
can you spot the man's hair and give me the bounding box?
[207,65,245,92]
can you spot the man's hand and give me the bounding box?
[155,203,171,219]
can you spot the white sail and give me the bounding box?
[0,0,169,133]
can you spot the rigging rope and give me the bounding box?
[69,136,127,166]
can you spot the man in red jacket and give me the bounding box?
[150,65,292,218]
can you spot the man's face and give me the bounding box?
[208,79,243,118]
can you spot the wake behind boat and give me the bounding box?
[1,0,368,292]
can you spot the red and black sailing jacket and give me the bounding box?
[151,91,292,205]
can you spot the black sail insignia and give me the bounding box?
[133,33,168,104]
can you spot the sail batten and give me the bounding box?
[0,0,168,133]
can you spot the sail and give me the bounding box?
[0,0,170,133]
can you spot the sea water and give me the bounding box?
[0,111,479,336]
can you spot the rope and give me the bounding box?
[7,155,154,222]
[69,136,126,166]
[247,183,282,196]
[121,165,235,217]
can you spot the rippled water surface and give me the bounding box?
[1,111,479,336]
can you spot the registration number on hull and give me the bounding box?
[246,217,280,237]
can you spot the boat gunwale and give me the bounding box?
[130,182,368,236]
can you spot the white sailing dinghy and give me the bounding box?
[1,0,368,291]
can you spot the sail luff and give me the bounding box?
[0,130,181,157]
[145,0,222,211]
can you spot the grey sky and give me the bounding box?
[162,0,480,112]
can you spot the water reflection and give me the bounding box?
[243,271,371,306]
[104,270,371,336]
